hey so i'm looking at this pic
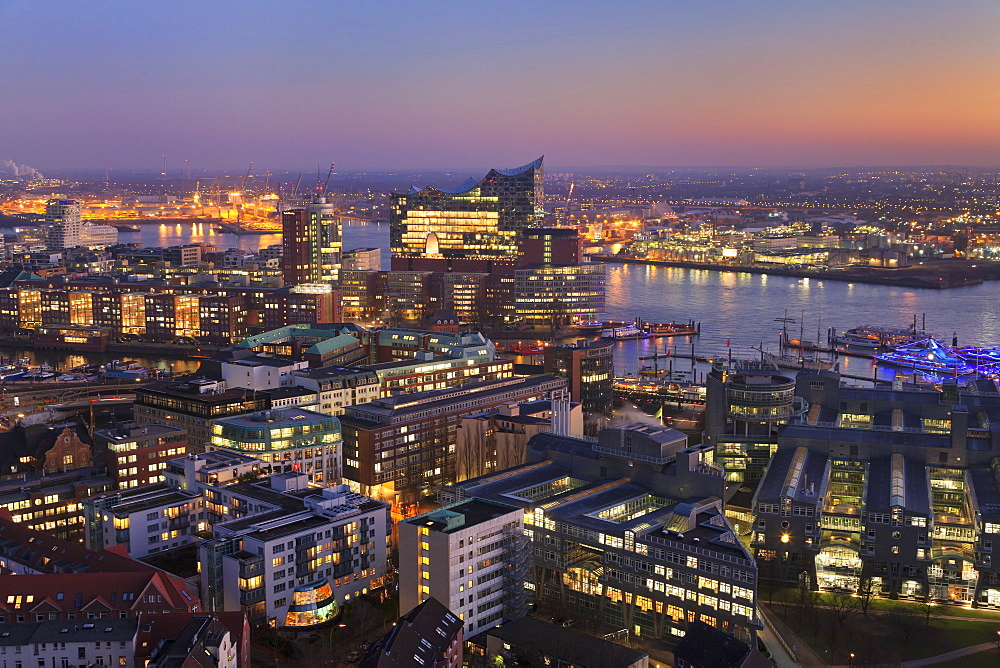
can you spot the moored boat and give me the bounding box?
[875,339,972,375]
[601,324,648,340]
[833,324,931,350]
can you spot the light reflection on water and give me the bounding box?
[604,263,1000,380]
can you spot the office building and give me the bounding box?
[44,198,83,250]
[390,157,544,270]
[339,374,567,507]
[514,263,606,327]
[750,371,1000,607]
[400,498,529,637]
[360,597,463,668]
[133,378,271,452]
[208,408,342,484]
[517,227,583,266]
[281,196,342,286]
[343,247,382,272]
[262,284,337,330]
[704,360,804,483]
[290,366,381,416]
[340,269,382,322]
[440,425,759,644]
[218,353,310,391]
[543,339,615,416]
[455,398,583,481]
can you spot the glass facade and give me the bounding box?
[284,580,339,627]
[390,157,544,261]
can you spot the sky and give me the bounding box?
[2,0,999,172]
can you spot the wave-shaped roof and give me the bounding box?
[402,156,543,196]
[493,155,544,176]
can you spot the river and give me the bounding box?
[4,222,995,380]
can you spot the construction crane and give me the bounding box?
[292,173,303,197]
[262,171,271,196]
[240,162,254,193]
[565,181,575,212]
[322,162,335,197]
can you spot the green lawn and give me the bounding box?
[769,599,1000,664]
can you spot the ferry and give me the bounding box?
[875,339,972,376]
[575,319,604,332]
[601,324,648,340]
[833,324,931,350]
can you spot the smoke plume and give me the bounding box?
[0,160,42,179]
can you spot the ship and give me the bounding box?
[510,343,547,355]
[874,339,972,376]
[601,324,648,340]
[833,324,931,350]
[760,350,834,372]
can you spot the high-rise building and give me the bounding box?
[390,157,544,270]
[399,498,529,637]
[542,339,614,416]
[281,196,342,286]
[517,227,582,266]
[44,198,83,250]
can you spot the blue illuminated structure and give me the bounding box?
[875,339,973,376]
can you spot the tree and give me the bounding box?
[856,569,878,618]
[886,603,922,642]
[826,590,862,625]
[916,601,941,627]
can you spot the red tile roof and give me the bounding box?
[0,509,149,574]
[0,570,200,617]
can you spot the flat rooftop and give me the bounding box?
[404,498,520,534]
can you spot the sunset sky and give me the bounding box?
[3,0,999,171]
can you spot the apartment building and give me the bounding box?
[94,422,188,490]
[86,451,390,628]
[361,597,462,668]
[199,477,390,627]
[290,367,380,416]
[399,498,529,637]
